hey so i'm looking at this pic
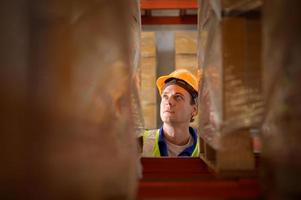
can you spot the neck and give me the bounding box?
[162,123,191,146]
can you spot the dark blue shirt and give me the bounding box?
[158,127,198,156]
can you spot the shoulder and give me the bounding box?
[144,129,159,139]
[142,129,160,157]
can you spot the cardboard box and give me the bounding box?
[198,0,263,173]
[175,31,198,54]
[175,31,198,75]
[140,32,157,129]
[142,103,157,130]
[175,54,198,75]
[141,32,156,57]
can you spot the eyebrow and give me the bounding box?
[162,92,185,98]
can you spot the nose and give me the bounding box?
[165,96,174,106]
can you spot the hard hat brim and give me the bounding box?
[156,75,172,95]
[156,73,198,95]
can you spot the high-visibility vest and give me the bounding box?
[142,129,200,157]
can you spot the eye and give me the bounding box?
[174,94,184,101]
[162,94,168,100]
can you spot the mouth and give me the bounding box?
[164,110,175,114]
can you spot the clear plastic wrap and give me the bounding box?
[198,0,263,145]
[0,0,140,199]
[129,0,145,139]
[197,0,263,172]
[262,0,301,198]
[198,0,223,147]
[222,0,263,16]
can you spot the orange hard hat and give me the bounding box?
[156,69,199,98]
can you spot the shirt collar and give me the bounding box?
[158,127,197,157]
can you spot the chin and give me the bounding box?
[162,118,176,124]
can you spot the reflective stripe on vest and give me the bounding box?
[142,129,200,157]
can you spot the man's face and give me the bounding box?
[160,84,197,125]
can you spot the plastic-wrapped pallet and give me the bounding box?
[197,0,264,173]
[140,32,157,130]
[129,0,144,155]
[222,0,262,15]
[0,0,140,199]
[262,0,301,198]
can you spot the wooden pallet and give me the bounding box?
[199,129,257,177]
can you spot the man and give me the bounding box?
[142,69,200,157]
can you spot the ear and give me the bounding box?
[191,104,198,117]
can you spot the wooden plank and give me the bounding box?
[217,130,255,171]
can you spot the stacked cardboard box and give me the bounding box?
[175,31,200,128]
[175,31,198,75]
[262,0,301,197]
[140,32,157,129]
[198,0,263,173]
[0,0,140,199]
[129,0,145,140]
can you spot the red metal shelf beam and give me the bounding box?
[138,179,262,199]
[137,158,262,199]
[141,15,197,25]
[141,0,198,10]
[141,158,212,179]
